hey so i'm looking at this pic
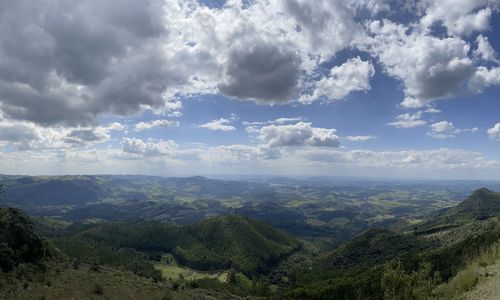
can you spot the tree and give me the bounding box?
[0,183,3,204]
[381,260,438,300]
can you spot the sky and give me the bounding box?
[1,0,500,179]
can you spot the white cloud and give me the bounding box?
[202,144,282,163]
[299,148,497,170]
[468,66,500,93]
[167,111,183,118]
[367,19,475,109]
[274,117,304,124]
[474,34,500,64]
[428,120,479,139]
[488,123,500,140]
[344,135,376,142]
[428,121,458,139]
[301,57,375,103]
[0,119,125,150]
[121,138,178,156]
[65,122,126,146]
[424,107,442,114]
[388,111,426,128]
[243,117,304,126]
[1,0,500,128]
[199,118,236,131]
[258,122,340,147]
[134,119,179,131]
[343,0,390,14]
[420,0,493,36]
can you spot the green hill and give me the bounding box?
[56,215,301,276]
[317,228,430,271]
[0,207,57,272]
[182,215,301,274]
[0,207,243,299]
[417,188,500,232]
[451,188,500,219]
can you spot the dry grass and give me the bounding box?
[435,241,500,299]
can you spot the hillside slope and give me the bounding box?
[57,215,301,276]
[0,207,57,271]
[453,188,500,218]
[416,188,500,231]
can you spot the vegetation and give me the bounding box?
[1,175,485,249]
[3,176,500,299]
[0,207,57,272]
[52,215,300,277]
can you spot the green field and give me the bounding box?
[154,254,228,282]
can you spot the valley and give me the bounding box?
[2,175,500,299]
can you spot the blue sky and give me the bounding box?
[1,0,500,179]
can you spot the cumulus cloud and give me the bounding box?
[427,120,479,139]
[367,19,476,109]
[388,111,426,128]
[3,0,500,126]
[0,119,124,150]
[121,138,178,156]
[218,42,301,104]
[343,0,390,14]
[301,57,375,103]
[283,0,365,63]
[468,66,500,93]
[0,0,183,125]
[134,119,180,131]
[420,0,494,36]
[199,118,236,131]
[65,122,126,145]
[259,122,340,147]
[428,121,458,139]
[474,35,500,64]
[488,123,500,140]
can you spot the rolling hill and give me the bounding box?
[54,215,301,276]
[417,188,500,231]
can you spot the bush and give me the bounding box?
[381,260,438,300]
[72,259,80,269]
[90,262,100,272]
[92,283,104,295]
[436,265,479,298]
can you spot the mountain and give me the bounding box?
[184,215,301,274]
[56,215,301,276]
[417,188,500,231]
[451,188,500,218]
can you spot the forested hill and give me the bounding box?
[54,215,301,276]
[0,207,58,272]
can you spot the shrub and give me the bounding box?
[92,283,104,295]
[90,262,100,272]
